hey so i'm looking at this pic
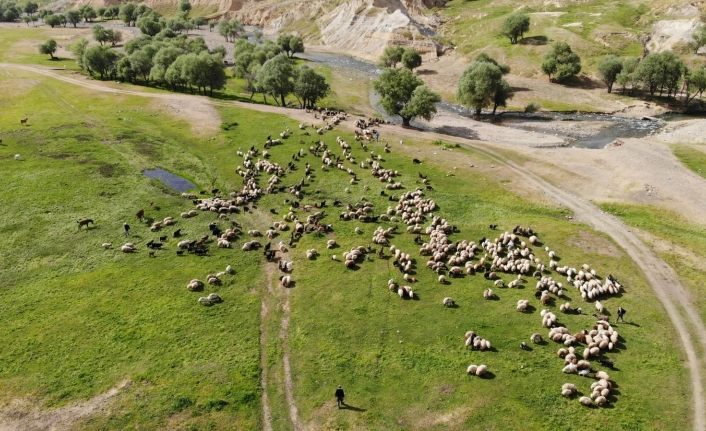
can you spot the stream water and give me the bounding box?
[299,51,682,149]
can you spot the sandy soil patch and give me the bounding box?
[150,97,222,137]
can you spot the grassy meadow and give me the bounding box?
[0,28,696,431]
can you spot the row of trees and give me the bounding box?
[232,39,329,107]
[70,31,226,94]
[597,52,706,104]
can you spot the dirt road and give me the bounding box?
[3,63,704,431]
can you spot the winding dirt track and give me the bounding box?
[3,63,704,431]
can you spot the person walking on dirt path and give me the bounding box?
[335,385,345,408]
[617,306,626,322]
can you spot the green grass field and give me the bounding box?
[0,63,692,430]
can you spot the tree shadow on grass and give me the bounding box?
[519,35,548,46]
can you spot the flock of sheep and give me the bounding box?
[86,104,630,411]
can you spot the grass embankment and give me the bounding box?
[674,144,706,180]
[440,0,665,73]
[0,55,693,430]
[601,203,706,322]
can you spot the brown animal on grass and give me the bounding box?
[136,209,145,221]
[20,117,28,125]
[77,218,95,229]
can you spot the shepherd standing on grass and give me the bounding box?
[335,385,345,408]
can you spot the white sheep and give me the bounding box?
[101,242,112,249]
[579,396,594,407]
[14,154,21,160]
[442,297,455,307]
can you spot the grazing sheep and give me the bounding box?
[327,239,337,249]
[187,279,204,291]
[464,331,491,351]
[595,371,610,381]
[466,364,478,375]
[483,288,494,300]
[120,243,136,253]
[280,275,293,288]
[516,299,530,312]
[14,154,21,161]
[306,249,318,259]
[438,274,448,284]
[579,396,594,407]
[442,297,455,307]
[101,242,112,249]
[530,333,543,344]
[475,364,488,377]
[561,383,577,397]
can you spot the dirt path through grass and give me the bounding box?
[260,263,276,431]
[0,380,130,431]
[4,62,704,431]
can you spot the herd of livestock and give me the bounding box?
[89,107,626,409]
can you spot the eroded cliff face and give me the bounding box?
[231,0,446,59]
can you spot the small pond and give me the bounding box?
[143,168,195,192]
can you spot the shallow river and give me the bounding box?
[299,51,680,149]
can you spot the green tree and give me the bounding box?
[457,60,504,116]
[149,46,184,82]
[129,49,152,81]
[492,80,513,115]
[108,29,122,46]
[119,3,137,26]
[66,10,80,27]
[44,13,61,27]
[39,38,57,59]
[373,67,439,126]
[276,34,304,58]
[379,45,404,68]
[402,85,440,122]
[293,65,329,108]
[690,25,706,54]
[501,12,530,44]
[92,24,111,45]
[23,1,37,17]
[179,0,191,14]
[82,44,119,78]
[401,48,422,70]
[541,41,581,82]
[79,5,96,22]
[597,55,623,93]
[257,53,295,106]
[683,66,706,106]
[137,14,162,36]
[3,8,19,21]
[217,18,242,42]
[616,57,639,94]
[288,35,304,58]
[193,16,206,29]
[636,51,685,97]
[70,38,88,68]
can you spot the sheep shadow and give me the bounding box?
[521,305,536,314]
[479,371,496,380]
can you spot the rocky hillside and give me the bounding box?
[225,0,446,59]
